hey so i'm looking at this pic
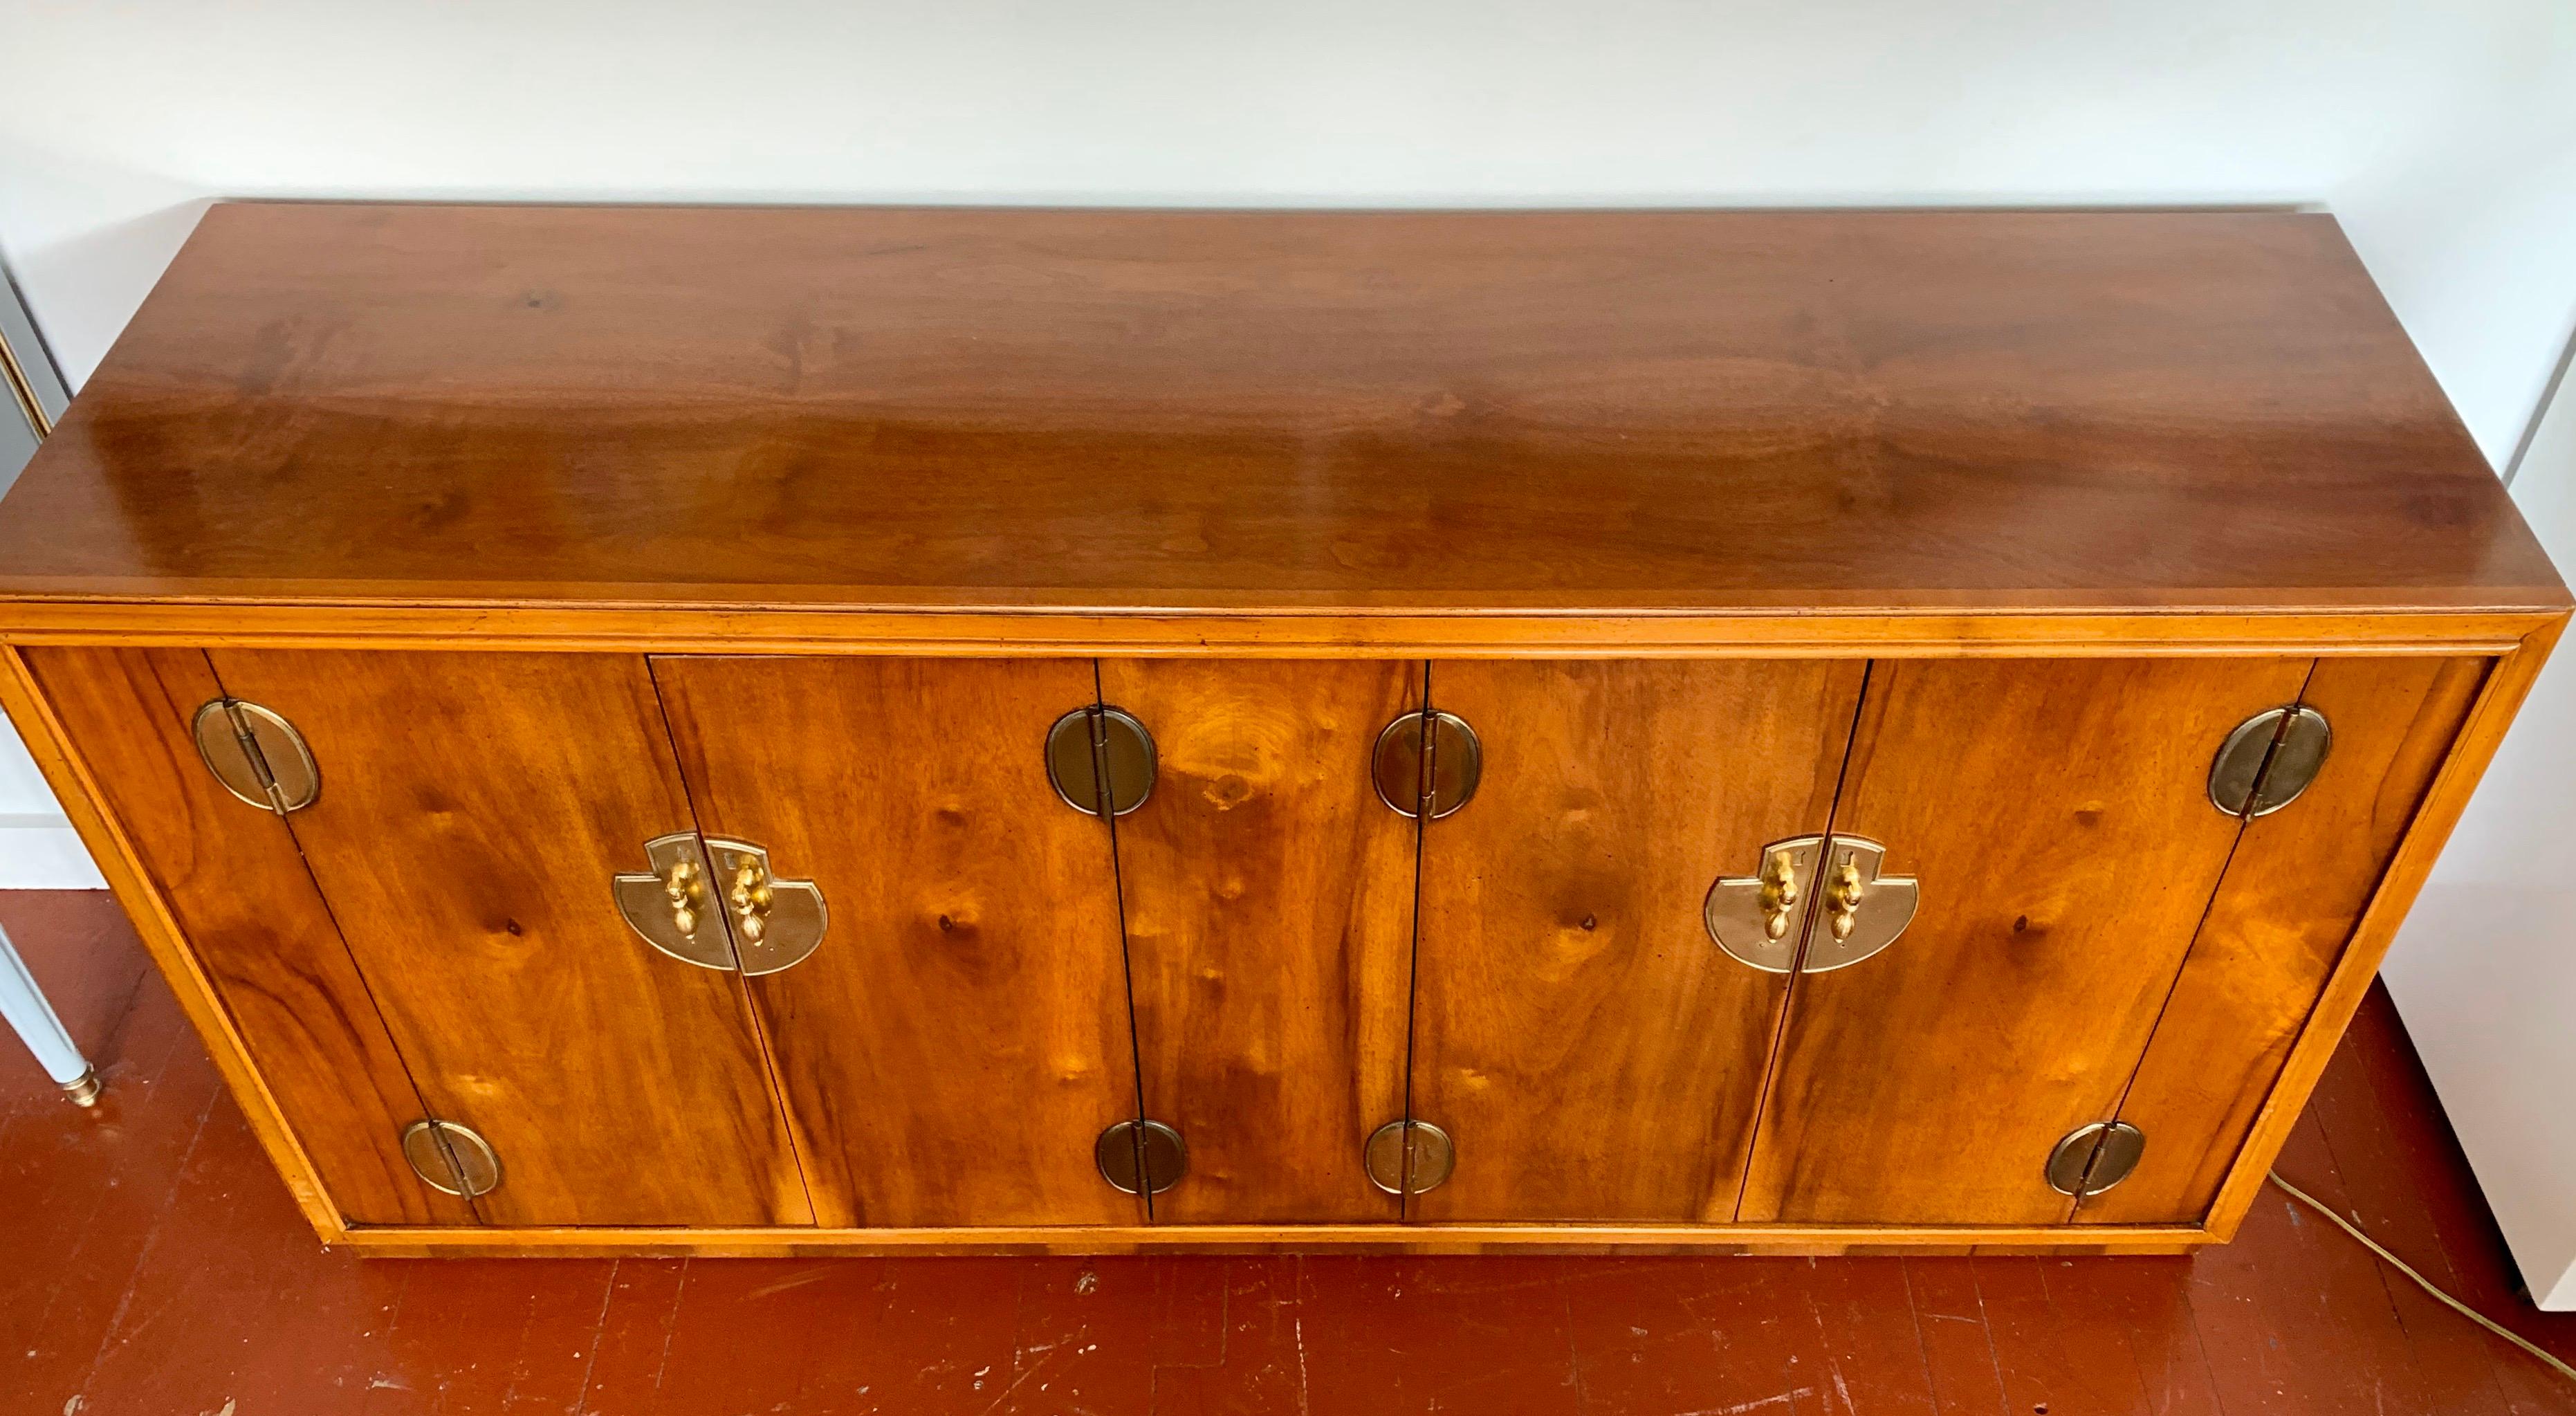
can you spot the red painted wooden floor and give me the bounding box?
[7,889,2576,1415]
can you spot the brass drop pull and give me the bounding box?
[615,834,829,976]
[729,858,774,944]
[1826,851,1866,942]
[1758,847,1801,941]
[664,858,703,937]
[1707,835,1918,974]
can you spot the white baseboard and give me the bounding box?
[0,816,107,888]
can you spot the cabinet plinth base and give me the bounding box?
[334,1222,2216,1260]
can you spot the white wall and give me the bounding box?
[2383,376,2576,1305]
[0,1,2570,887]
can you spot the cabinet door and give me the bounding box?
[1738,657,2310,1226]
[204,650,811,1228]
[26,647,475,1226]
[2086,655,2485,1223]
[1408,660,1866,1222]
[652,656,1142,1228]
[1104,659,1419,1223]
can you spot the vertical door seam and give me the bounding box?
[2070,657,2319,1223]
[1727,659,1873,1223]
[1399,662,1433,1219]
[1092,659,1156,1225]
[641,654,825,1228]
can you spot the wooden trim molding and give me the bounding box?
[338,1221,2215,1260]
[0,605,2557,658]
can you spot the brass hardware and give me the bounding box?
[1094,1119,1188,1195]
[2209,705,2332,818]
[1371,709,1482,819]
[61,1067,101,1107]
[1706,836,1825,972]
[614,833,734,971]
[616,834,828,976]
[1798,837,1917,973]
[2045,1120,2146,1197]
[703,838,827,975]
[665,857,703,937]
[1046,706,1157,816]
[1363,1119,1455,1195]
[190,699,320,813]
[1760,848,1802,940]
[1825,852,1865,942]
[1706,836,1916,973]
[728,859,772,944]
[401,1119,502,1198]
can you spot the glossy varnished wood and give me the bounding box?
[1103,659,1418,1224]
[2094,655,2487,1223]
[0,204,2558,627]
[201,650,810,1227]
[651,656,1143,1229]
[18,647,469,1226]
[1408,661,1866,1222]
[1740,657,2310,1226]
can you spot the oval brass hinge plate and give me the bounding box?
[1372,710,1481,819]
[1095,1119,1188,1195]
[1047,706,1157,816]
[2045,1120,2146,1197]
[401,1119,502,1198]
[1363,1119,1456,1195]
[191,698,320,813]
[2209,705,2332,818]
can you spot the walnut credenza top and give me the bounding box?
[0,202,2559,651]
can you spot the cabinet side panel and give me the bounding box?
[654,656,1141,1228]
[1105,659,1417,1224]
[205,649,812,1228]
[1410,659,1864,1222]
[21,646,473,1226]
[2088,655,2487,1223]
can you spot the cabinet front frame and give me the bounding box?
[0,603,2557,1256]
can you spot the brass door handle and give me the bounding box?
[1706,835,1918,974]
[665,858,703,937]
[701,838,827,975]
[614,834,829,975]
[1804,838,1918,972]
[1758,847,1801,941]
[728,858,775,944]
[1825,851,1865,942]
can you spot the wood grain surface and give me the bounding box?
[1740,656,2311,1226]
[0,204,2557,623]
[2092,654,2487,1222]
[201,649,811,1227]
[21,646,472,1226]
[1408,660,1865,1222]
[1103,659,1419,1224]
[21,885,2576,1411]
[652,656,1143,1229]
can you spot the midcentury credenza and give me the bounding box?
[0,203,2560,1256]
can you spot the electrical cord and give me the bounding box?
[2270,1171,2576,1386]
